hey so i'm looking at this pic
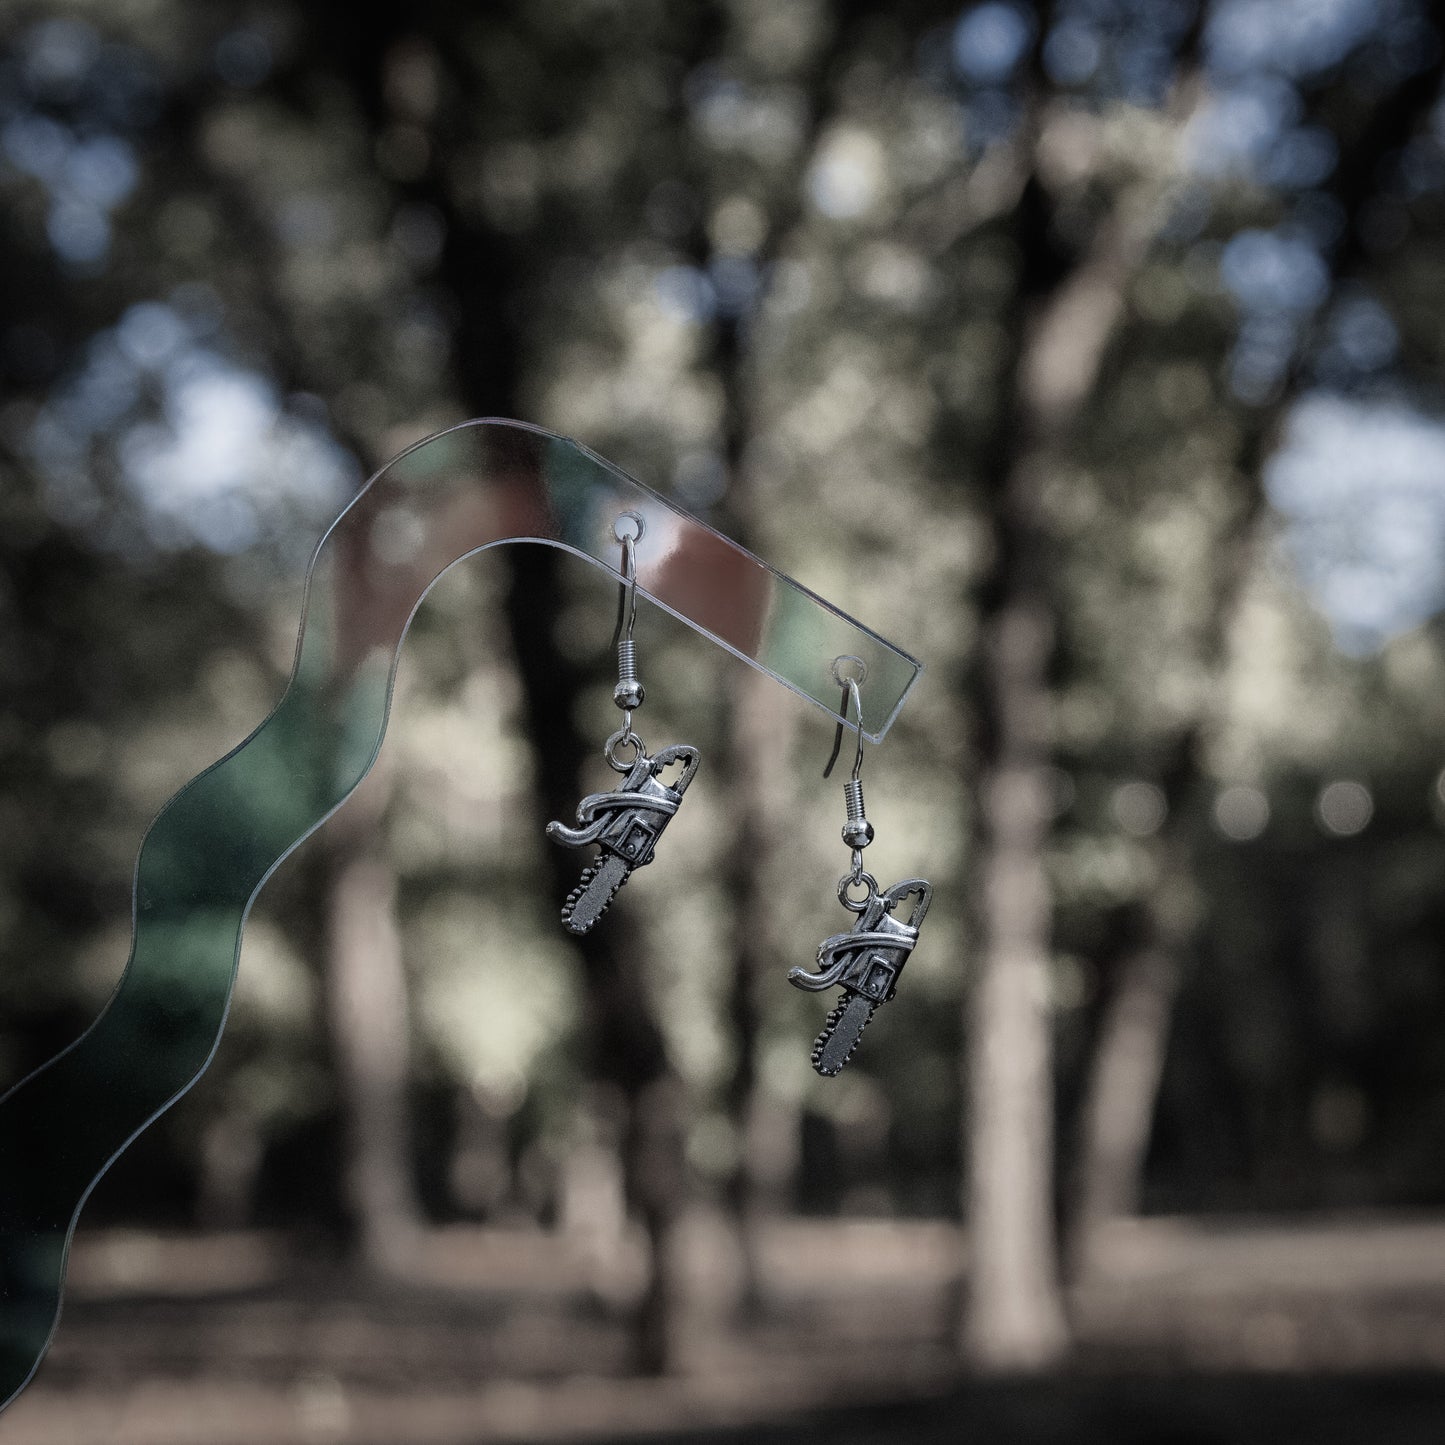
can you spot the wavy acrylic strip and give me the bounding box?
[0,419,922,1408]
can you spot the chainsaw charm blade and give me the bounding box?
[812,993,877,1077]
[561,853,631,935]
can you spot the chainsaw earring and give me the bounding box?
[547,513,701,935]
[788,659,931,1076]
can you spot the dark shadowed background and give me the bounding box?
[5,0,1445,1440]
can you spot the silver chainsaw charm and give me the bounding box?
[789,877,931,1076]
[547,742,700,934]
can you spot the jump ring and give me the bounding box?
[605,727,646,771]
[831,654,868,688]
[838,870,878,911]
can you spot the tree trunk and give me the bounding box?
[697,5,854,1317]
[195,1107,263,1231]
[322,757,422,1273]
[961,109,1171,1370]
[1067,936,1182,1280]
[504,543,684,1375]
[964,590,1070,1367]
[960,231,1141,1372]
[722,668,794,1315]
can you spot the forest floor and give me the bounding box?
[9,1213,1445,1443]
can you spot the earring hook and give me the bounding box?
[612,521,640,652]
[608,512,647,767]
[823,677,865,781]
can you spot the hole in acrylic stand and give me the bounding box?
[613,510,646,544]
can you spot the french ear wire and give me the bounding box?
[544,511,701,935]
[788,657,932,1077]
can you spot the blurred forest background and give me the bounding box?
[5,0,1445,1440]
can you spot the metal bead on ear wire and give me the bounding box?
[546,511,701,934]
[613,638,644,711]
[841,779,874,851]
[788,657,932,1077]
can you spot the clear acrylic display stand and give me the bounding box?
[0,419,923,1408]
